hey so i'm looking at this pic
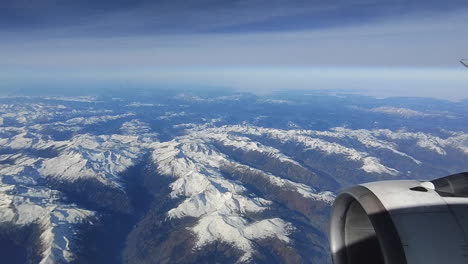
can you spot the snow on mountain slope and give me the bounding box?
[43,96,98,103]
[0,182,94,264]
[39,132,154,187]
[310,127,421,164]
[227,162,335,203]
[0,111,158,263]
[193,216,294,262]
[1,97,468,263]
[158,111,188,120]
[173,93,246,103]
[203,125,401,175]
[0,129,36,149]
[148,122,468,261]
[151,126,337,262]
[257,99,294,105]
[0,103,60,125]
[350,105,456,119]
[126,102,164,107]
[373,129,468,155]
[57,113,135,127]
[370,106,434,118]
[0,118,158,189]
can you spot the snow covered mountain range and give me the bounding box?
[0,92,467,263]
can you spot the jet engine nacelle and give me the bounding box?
[329,172,468,264]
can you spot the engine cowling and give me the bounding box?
[329,172,468,264]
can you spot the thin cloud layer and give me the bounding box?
[0,0,467,99]
[2,0,467,35]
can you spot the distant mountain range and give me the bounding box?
[0,91,467,263]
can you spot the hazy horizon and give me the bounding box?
[1,0,467,100]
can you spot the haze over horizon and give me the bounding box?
[1,0,467,99]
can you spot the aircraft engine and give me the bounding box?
[329,172,468,264]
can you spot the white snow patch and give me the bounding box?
[361,157,399,175]
[60,113,134,126]
[158,111,188,120]
[43,96,98,102]
[151,125,345,260]
[0,182,94,264]
[257,99,294,104]
[126,102,163,107]
[192,214,293,262]
[152,136,298,260]
[208,125,399,175]
[369,106,434,118]
[39,133,152,187]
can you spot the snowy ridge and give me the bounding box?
[153,138,290,262]
[0,129,36,149]
[0,103,63,125]
[0,182,94,264]
[350,105,453,119]
[312,127,422,164]
[174,93,245,103]
[372,129,468,155]
[59,113,134,126]
[257,99,294,105]
[227,162,335,203]
[204,125,401,175]
[42,96,98,103]
[193,216,294,263]
[282,126,468,157]
[0,114,158,262]
[195,131,303,167]
[201,124,468,173]
[0,119,158,188]
[151,126,337,262]
[369,106,434,118]
[158,111,188,120]
[125,102,164,107]
[0,102,126,131]
[38,126,157,187]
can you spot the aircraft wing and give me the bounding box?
[461,59,468,68]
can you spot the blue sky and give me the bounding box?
[1,0,468,99]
